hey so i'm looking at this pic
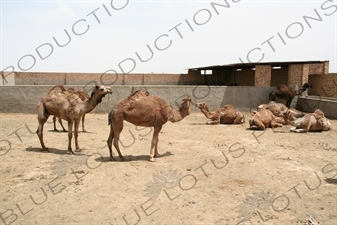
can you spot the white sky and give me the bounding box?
[1,0,336,74]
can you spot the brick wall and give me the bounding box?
[288,64,302,88]
[255,65,271,86]
[11,72,205,86]
[236,69,255,86]
[271,66,288,86]
[308,73,337,98]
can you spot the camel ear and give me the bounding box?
[95,85,100,90]
[182,97,191,102]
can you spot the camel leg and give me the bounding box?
[37,117,49,152]
[286,100,292,108]
[150,126,162,162]
[271,120,283,128]
[233,113,245,124]
[53,116,58,131]
[58,118,67,132]
[112,122,125,161]
[206,115,220,125]
[206,120,220,125]
[290,127,308,133]
[107,124,116,161]
[74,119,82,152]
[67,120,74,154]
[249,119,265,130]
[81,114,87,132]
[36,102,49,152]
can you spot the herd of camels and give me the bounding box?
[36,83,331,161]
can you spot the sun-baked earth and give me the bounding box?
[0,112,336,225]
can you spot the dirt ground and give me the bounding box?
[0,112,336,225]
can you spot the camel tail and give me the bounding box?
[108,111,113,125]
[37,101,48,120]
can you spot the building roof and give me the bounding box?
[188,60,328,71]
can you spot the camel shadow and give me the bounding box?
[189,122,207,125]
[324,178,337,184]
[96,151,174,162]
[25,147,91,156]
[47,130,95,134]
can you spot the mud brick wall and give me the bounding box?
[288,64,303,88]
[308,74,337,98]
[235,69,255,86]
[271,66,288,86]
[14,72,66,85]
[11,72,205,86]
[288,63,328,89]
[309,62,329,74]
[255,65,271,86]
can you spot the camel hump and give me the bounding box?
[47,85,66,95]
[129,90,149,98]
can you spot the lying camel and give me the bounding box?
[269,83,311,108]
[249,108,286,130]
[195,102,245,125]
[290,109,331,133]
[258,101,304,118]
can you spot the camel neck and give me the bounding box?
[200,107,213,118]
[169,108,188,122]
[85,95,103,113]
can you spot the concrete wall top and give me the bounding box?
[0,85,275,114]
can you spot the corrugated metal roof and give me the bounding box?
[188,60,328,70]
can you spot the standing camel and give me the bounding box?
[36,85,112,154]
[269,83,311,108]
[107,90,192,162]
[53,88,90,132]
[195,102,245,125]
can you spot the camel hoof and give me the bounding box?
[154,154,161,158]
[120,157,126,161]
[250,125,258,130]
[42,148,49,153]
[67,150,74,155]
[75,148,83,152]
[82,130,87,133]
[149,158,156,162]
[110,157,116,162]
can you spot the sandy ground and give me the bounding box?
[0,112,336,225]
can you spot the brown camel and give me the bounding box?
[107,90,191,162]
[290,109,331,133]
[36,85,112,154]
[249,108,285,130]
[257,101,304,118]
[269,83,311,108]
[195,102,245,125]
[53,88,90,132]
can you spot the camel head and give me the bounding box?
[195,102,206,109]
[91,85,112,97]
[313,109,331,130]
[282,109,297,124]
[168,96,192,122]
[88,85,113,105]
[298,83,312,95]
[180,97,192,115]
